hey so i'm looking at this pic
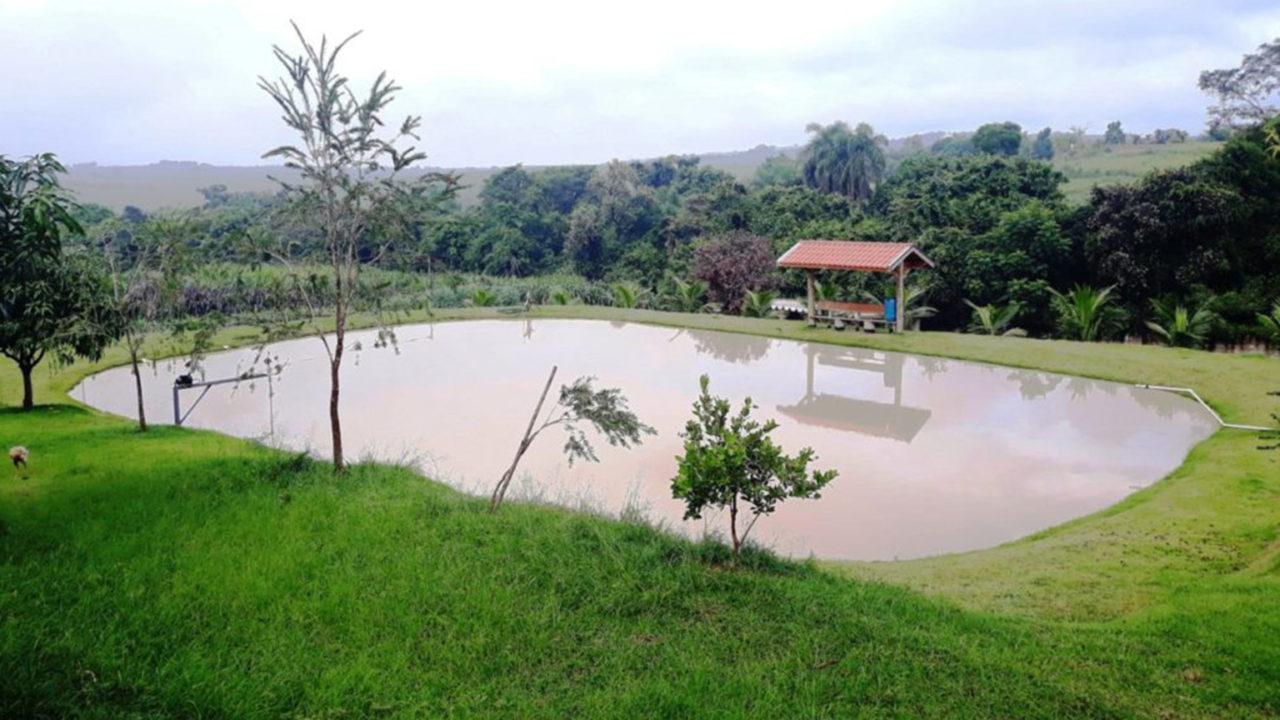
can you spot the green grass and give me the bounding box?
[1054,141,1222,204]
[3,306,1279,717]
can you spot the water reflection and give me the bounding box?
[688,329,774,364]
[776,345,931,443]
[1008,370,1064,400]
[72,319,1219,561]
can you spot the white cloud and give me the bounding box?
[2,0,1279,166]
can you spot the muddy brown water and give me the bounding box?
[74,319,1217,561]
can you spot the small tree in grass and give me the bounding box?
[490,366,655,511]
[98,214,189,432]
[257,22,457,473]
[1260,392,1279,453]
[672,375,837,562]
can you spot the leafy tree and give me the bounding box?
[1031,127,1055,160]
[1051,285,1122,342]
[964,300,1026,336]
[751,155,802,188]
[972,122,1023,156]
[930,135,976,157]
[1198,38,1280,129]
[745,185,859,241]
[490,366,654,511]
[692,233,776,314]
[0,154,118,409]
[1104,121,1126,145]
[1085,167,1238,328]
[565,161,661,279]
[1145,298,1216,348]
[257,23,455,472]
[671,375,837,562]
[121,205,148,224]
[800,121,886,206]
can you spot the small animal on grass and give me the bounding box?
[9,446,29,470]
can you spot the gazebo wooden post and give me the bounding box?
[806,270,817,327]
[895,264,906,333]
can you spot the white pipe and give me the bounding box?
[1135,384,1273,432]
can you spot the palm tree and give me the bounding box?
[612,282,643,309]
[801,121,886,206]
[1257,301,1280,344]
[741,289,778,318]
[667,276,709,314]
[964,300,1027,337]
[1050,285,1119,342]
[1145,298,1216,348]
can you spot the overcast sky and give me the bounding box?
[3,0,1279,168]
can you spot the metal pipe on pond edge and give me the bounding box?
[1136,384,1273,432]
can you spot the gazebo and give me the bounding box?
[777,240,934,332]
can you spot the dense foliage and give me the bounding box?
[38,121,1280,349]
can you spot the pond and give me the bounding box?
[74,319,1218,561]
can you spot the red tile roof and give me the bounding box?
[777,240,933,273]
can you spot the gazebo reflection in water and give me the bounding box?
[776,344,932,443]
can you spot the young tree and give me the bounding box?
[1104,121,1127,145]
[490,366,654,511]
[257,23,455,472]
[1031,127,1055,160]
[972,121,1023,157]
[0,154,118,409]
[672,375,837,562]
[692,233,776,314]
[98,215,188,431]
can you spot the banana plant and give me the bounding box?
[667,276,709,313]
[964,300,1027,337]
[612,282,644,309]
[470,288,497,307]
[741,289,778,318]
[1257,301,1280,344]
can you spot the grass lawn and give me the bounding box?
[2,306,1278,717]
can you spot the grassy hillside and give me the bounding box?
[2,307,1278,717]
[1055,141,1222,203]
[65,139,1218,214]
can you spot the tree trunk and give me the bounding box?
[329,350,344,473]
[490,366,558,511]
[729,496,741,562]
[20,363,34,410]
[130,350,148,433]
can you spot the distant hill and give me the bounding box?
[62,135,1221,212]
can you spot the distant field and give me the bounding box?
[62,162,509,211]
[61,140,1218,212]
[1054,141,1221,203]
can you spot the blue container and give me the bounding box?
[884,297,897,322]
